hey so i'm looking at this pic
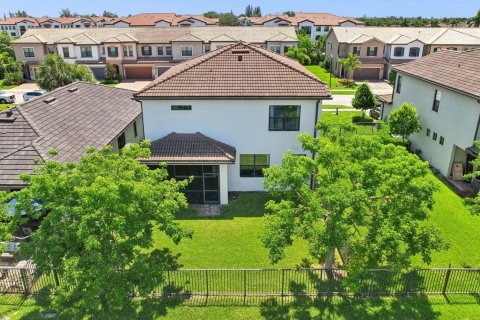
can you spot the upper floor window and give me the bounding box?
[23,47,35,58]
[367,47,378,56]
[47,47,54,54]
[340,45,346,53]
[117,132,126,150]
[409,47,420,57]
[181,46,193,57]
[157,46,164,56]
[107,47,119,57]
[396,75,402,94]
[123,46,134,57]
[141,46,152,56]
[269,45,281,54]
[301,26,312,35]
[62,47,70,58]
[432,90,441,112]
[171,105,192,111]
[80,46,92,58]
[316,26,322,32]
[447,47,457,51]
[353,47,361,55]
[433,47,441,52]
[269,105,301,131]
[205,44,211,53]
[393,47,405,57]
[324,26,330,32]
[240,154,270,177]
[166,45,172,56]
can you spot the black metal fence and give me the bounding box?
[324,122,383,136]
[1,266,479,297]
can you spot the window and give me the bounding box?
[240,154,270,177]
[141,46,152,56]
[367,47,378,56]
[269,105,301,131]
[62,47,70,58]
[447,47,457,51]
[432,90,441,112]
[23,47,35,58]
[409,47,420,57]
[181,46,193,57]
[269,45,281,54]
[439,136,445,145]
[157,46,164,55]
[117,132,126,149]
[133,121,138,137]
[393,47,405,57]
[353,47,361,55]
[107,47,119,57]
[426,128,431,137]
[47,47,54,54]
[324,26,330,32]
[166,45,172,56]
[316,26,322,32]
[433,47,441,52]
[171,105,192,111]
[80,46,92,58]
[432,132,438,141]
[340,45,346,53]
[396,76,402,94]
[204,44,211,53]
[301,26,311,35]
[123,46,133,57]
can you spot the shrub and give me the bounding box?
[338,79,356,88]
[378,124,411,148]
[388,70,397,84]
[322,58,331,70]
[352,115,374,123]
[101,79,119,85]
[3,71,23,85]
[105,62,119,81]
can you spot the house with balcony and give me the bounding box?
[13,27,298,80]
[383,49,480,182]
[326,27,480,80]
[241,13,364,42]
[134,41,331,204]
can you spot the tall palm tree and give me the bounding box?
[285,47,311,65]
[339,53,361,79]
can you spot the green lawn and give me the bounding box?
[305,65,358,94]
[0,103,15,111]
[321,110,378,135]
[0,79,17,90]
[323,104,353,109]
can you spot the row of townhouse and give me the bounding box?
[326,27,480,80]
[0,17,106,37]
[12,27,298,81]
[380,48,480,189]
[0,42,331,206]
[240,13,364,42]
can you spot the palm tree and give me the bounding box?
[339,53,361,79]
[284,47,311,65]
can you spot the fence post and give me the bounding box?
[20,269,30,295]
[281,269,285,305]
[243,270,247,298]
[205,270,209,297]
[442,264,452,295]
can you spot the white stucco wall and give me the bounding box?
[177,19,206,27]
[155,21,171,28]
[141,99,321,192]
[112,22,130,28]
[390,73,480,177]
[390,40,424,60]
[74,45,100,61]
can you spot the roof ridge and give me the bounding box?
[198,133,235,160]
[12,106,44,138]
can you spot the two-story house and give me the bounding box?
[13,27,298,81]
[384,49,480,180]
[242,13,363,42]
[326,27,480,80]
[103,13,219,28]
[133,41,331,204]
[0,18,38,37]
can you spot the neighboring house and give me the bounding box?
[103,13,219,28]
[0,82,143,192]
[240,13,364,42]
[36,17,95,29]
[133,41,331,205]
[0,18,38,37]
[384,49,480,180]
[326,27,480,80]
[13,27,298,81]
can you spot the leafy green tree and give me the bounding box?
[430,17,440,27]
[285,47,311,65]
[388,69,397,85]
[262,131,446,277]
[339,52,361,79]
[253,6,262,17]
[388,103,422,140]
[218,12,239,26]
[36,54,95,91]
[296,34,317,64]
[245,5,253,17]
[284,11,296,17]
[0,32,15,58]
[203,11,220,19]
[314,35,326,62]
[105,62,118,81]
[11,142,192,319]
[9,10,28,18]
[352,83,376,117]
[102,10,118,18]
[474,9,480,27]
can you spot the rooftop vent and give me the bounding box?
[0,109,16,123]
[231,49,250,54]
[43,97,56,104]
[68,87,79,93]
[238,55,243,61]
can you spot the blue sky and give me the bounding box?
[1,0,475,18]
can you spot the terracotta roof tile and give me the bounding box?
[135,42,331,98]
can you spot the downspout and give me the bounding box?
[310,99,321,190]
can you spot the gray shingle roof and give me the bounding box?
[140,132,236,163]
[393,49,480,100]
[0,82,141,187]
[135,42,331,98]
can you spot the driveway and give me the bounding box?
[3,82,40,104]
[362,80,393,94]
[115,80,151,91]
[328,95,354,107]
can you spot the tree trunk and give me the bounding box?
[325,248,336,279]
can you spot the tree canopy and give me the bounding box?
[9,142,193,319]
[352,83,376,116]
[36,54,95,91]
[262,129,447,277]
[388,103,422,140]
[339,53,361,79]
[285,47,311,65]
[218,12,240,26]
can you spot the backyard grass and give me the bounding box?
[305,65,358,94]
[321,110,378,135]
[0,104,15,111]
[0,80,17,90]
[323,104,353,109]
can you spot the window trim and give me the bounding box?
[180,45,193,57]
[240,154,270,178]
[166,45,172,56]
[141,46,152,56]
[80,46,93,58]
[22,47,35,58]
[367,46,378,57]
[157,45,164,56]
[393,47,405,57]
[107,46,119,57]
[62,47,70,58]
[432,90,441,112]
[353,46,361,55]
[409,47,420,57]
[269,105,301,131]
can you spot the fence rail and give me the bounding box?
[1,266,479,297]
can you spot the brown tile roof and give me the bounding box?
[117,13,176,26]
[249,13,363,26]
[135,42,331,99]
[376,94,393,104]
[0,82,141,187]
[140,132,236,163]
[393,49,480,100]
[0,17,39,26]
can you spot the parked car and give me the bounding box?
[23,90,47,102]
[370,107,381,120]
[0,90,15,104]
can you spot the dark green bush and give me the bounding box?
[352,115,374,123]
[3,71,23,85]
